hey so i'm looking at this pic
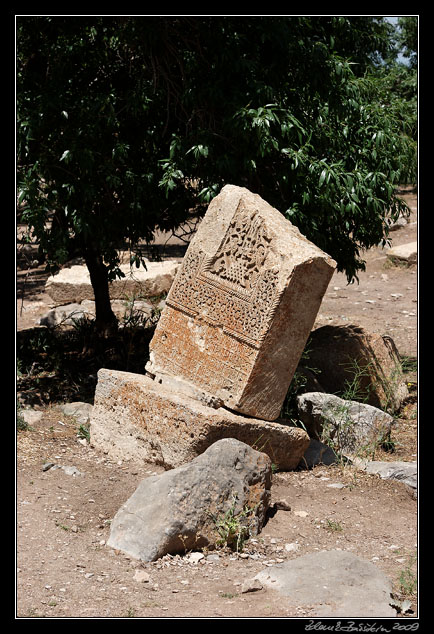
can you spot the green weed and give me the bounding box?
[324,518,343,533]
[77,423,90,442]
[398,551,417,598]
[210,495,258,553]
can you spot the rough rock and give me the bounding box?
[297,392,394,456]
[20,409,43,426]
[386,241,417,265]
[39,297,162,328]
[255,550,396,617]
[60,402,93,425]
[387,215,408,231]
[301,324,408,413]
[90,368,310,471]
[39,303,90,327]
[146,184,336,421]
[45,260,180,305]
[353,458,417,496]
[106,438,272,561]
[241,578,263,593]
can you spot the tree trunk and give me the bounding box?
[84,249,118,337]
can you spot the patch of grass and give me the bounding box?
[124,607,136,618]
[398,551,417,598]
[55,522,70,531]
[210,495,258,553]
[401,355,417,374]
[77,423,90,442]
[324,518,343,533]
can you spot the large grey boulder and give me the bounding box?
[107,438,272,561]
[297,392,394,456]
[255,550,396,617]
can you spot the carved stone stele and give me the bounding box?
[146,185,336,421]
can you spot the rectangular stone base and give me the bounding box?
[90,368,310,470]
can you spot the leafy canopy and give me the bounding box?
[17,16,416,286]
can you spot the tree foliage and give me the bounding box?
[17,16,417,332]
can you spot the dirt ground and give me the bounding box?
[16,188,418,620]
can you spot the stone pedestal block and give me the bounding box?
[146,185,336,421]
[90,368,310,471]
[45,260,180,305]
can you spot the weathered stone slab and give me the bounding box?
[352,458,417,496]
[255,550,396,617]
[386,241,417,265]
[90,368,310,470]
[45,260,180,305]
[107,438,272,561]
[146,185,336,420]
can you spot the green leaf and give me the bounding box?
[319,169,327,187]
[60,150,71,162]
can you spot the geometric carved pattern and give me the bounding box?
[166,207,281,348]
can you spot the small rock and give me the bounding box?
[294,511,308,518]
[272,498,292,511]
[42,462,56,472]
[133,570,151,583]
[327,483,346,489]
[186,552,205,565]
[61,402,93,425]
[285,543,300,552]
[241,578,263,594]
[21,410,43,425]
[61,466,82,477]
[387,242,417,266]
